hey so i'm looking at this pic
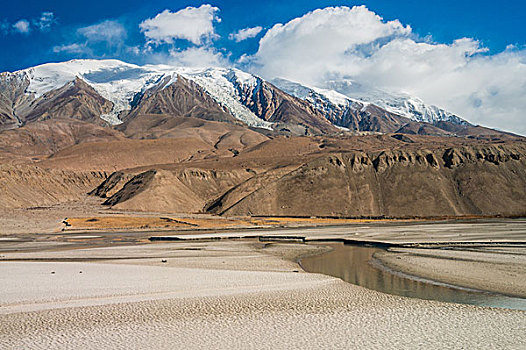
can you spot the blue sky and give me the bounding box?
[1,1,525,134]
[1,0,524,71]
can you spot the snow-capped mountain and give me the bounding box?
[0,59,488,137]
[4,59,274,129]
[272,77,468,126]
[322,79,467,125]
[9,60,164,125]
[271,78,370,129]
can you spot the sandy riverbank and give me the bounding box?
[1,240,525,349]
[374,246,526,298]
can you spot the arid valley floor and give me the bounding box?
[1,213,525,349]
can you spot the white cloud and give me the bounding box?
[251,5,410,84]
[229,26,263,42]
[247,5,526,135]
[53,43,88,54]
[78,20,126,45]
[167,47,228,67]
[34,12,55,31]
[140,4,220,46]
[2,12,56,35]
[12,19,30,33]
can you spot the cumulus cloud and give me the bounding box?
[229,26,263,42]
[247,5,526,135]
[12,19,30,34]
[140,4,220,46]
[250,6,410,83]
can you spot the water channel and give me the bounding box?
[300,244,526,310]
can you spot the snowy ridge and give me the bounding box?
[374,96,467,125]
[272,78,365,110]
[10,59,273,129]
[272,78,368,127]
[274,77,467,125]
[176,67,273,130]
[324,79,467,125]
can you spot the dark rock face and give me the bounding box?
[103,170,157,206]
[227,75,339,135]
[123,76,237,124]
[89,171,128,198]
[22,78,114,125]
[0,76,114,128]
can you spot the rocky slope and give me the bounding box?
[21,78,114,125]
[0,72,32,130]
[219,144,526,217]
[123,76,237,125]
[0,119,124,164]
[92,141,526,217]
[0,165,107,209]
[101,168,252,213]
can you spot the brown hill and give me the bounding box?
[102,168,251,213]
[0,164,106,209]
[92,137,526,217]
[219,144,526,217]
[36,116,269,171]
[0,118,124,164]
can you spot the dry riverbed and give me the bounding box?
[1,221,526,349]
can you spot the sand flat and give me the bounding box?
[1,263,525,349]
[1,227,526,349]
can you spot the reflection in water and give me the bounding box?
[300,244,526,311]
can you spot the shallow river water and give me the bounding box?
[300,244,526,311]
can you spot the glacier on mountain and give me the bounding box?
[7,58,466,129]
[323,79,467,125]
[10,59,274,129]
[272,77,467,126]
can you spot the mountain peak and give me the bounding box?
[1,59,502,137]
